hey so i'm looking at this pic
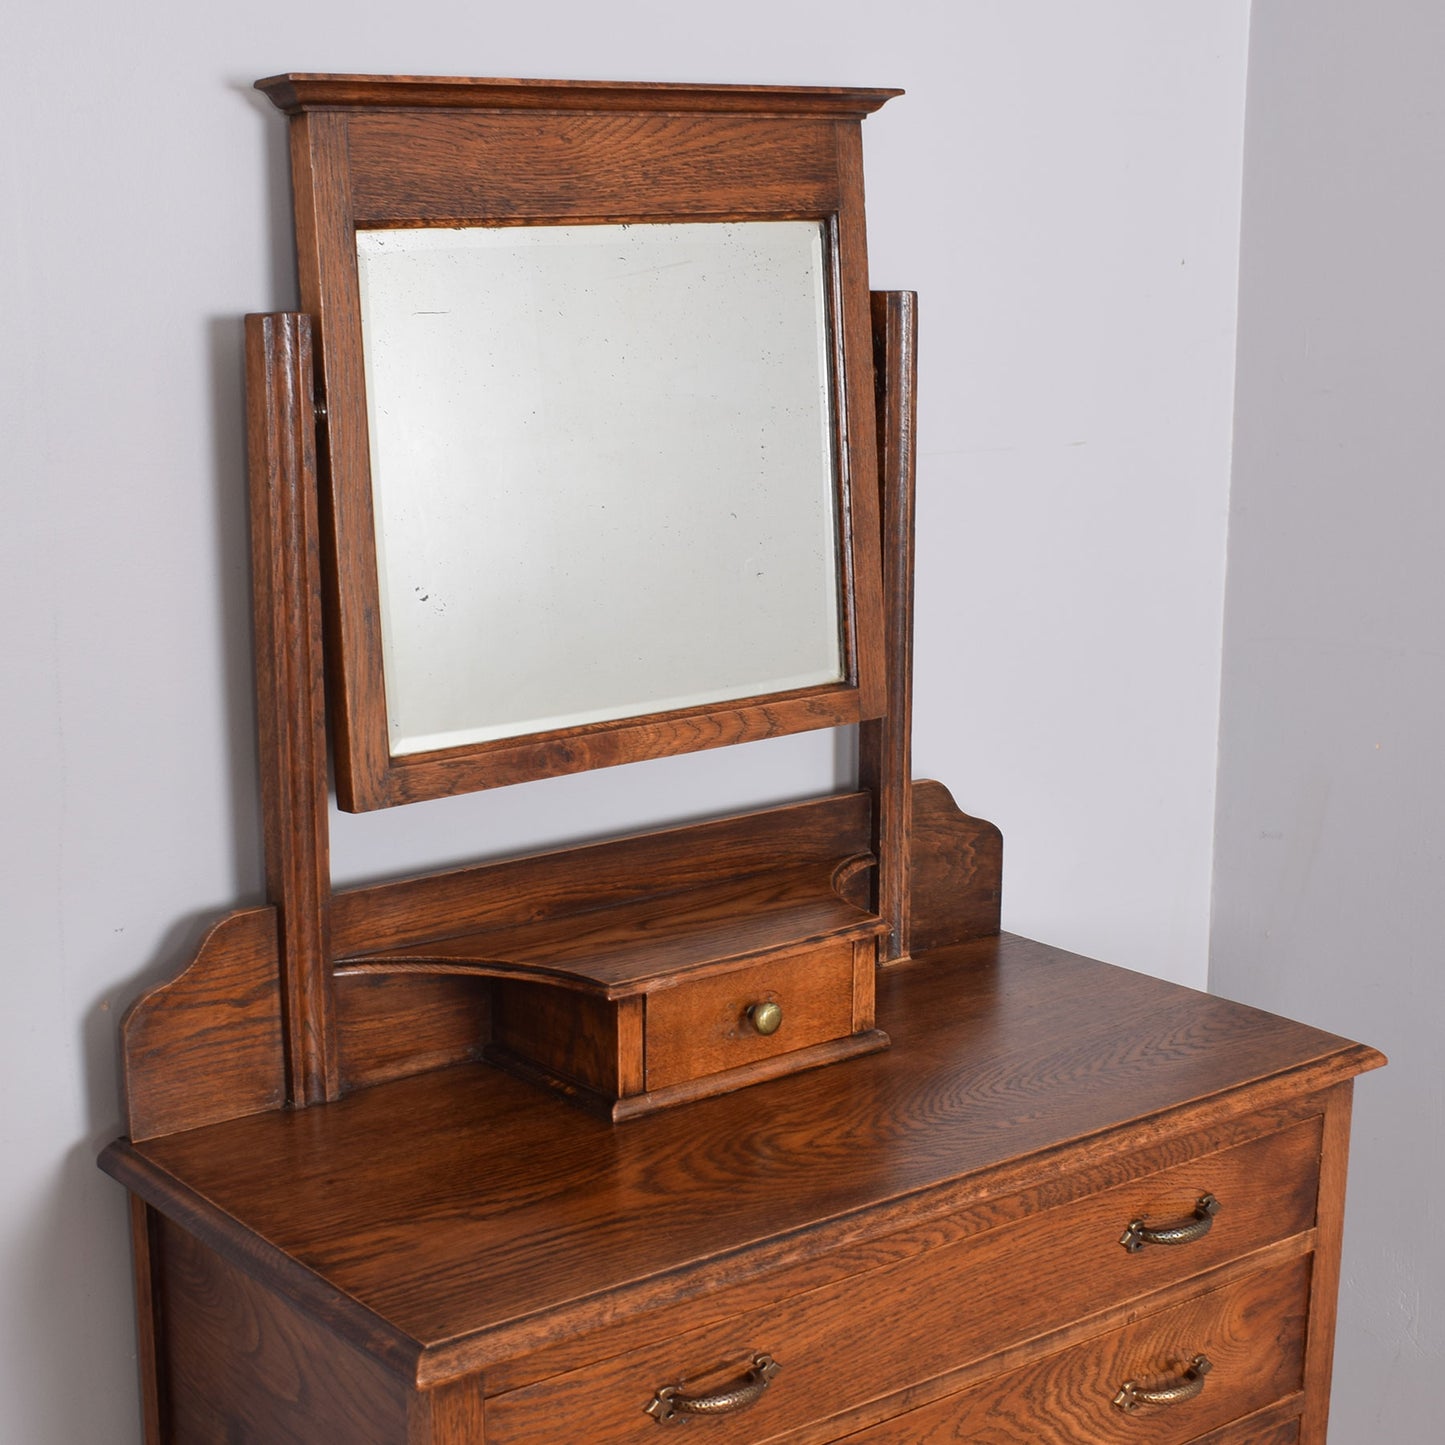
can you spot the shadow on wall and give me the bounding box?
[4,1138,140,1442]
[206,311,268,903]
[213,77,306,899]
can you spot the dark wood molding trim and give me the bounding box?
[256,74,902,119]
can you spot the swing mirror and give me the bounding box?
[259,74,893,810]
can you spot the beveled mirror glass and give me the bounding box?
[356,219,844,756]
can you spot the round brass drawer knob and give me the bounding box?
[748,1001,783,1036]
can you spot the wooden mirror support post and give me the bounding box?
[246,311,337,1108]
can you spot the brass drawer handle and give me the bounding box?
[748,1001,783,1036]
[645,1352,780,1424]
[1113,1353,1212,1411]
[1119,1193,1220,1253]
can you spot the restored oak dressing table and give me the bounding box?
[100,75,1382,1443]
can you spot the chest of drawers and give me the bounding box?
[102,931,1381,1444]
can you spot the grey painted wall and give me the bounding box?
[1213,2,1444,1439]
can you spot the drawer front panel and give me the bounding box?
[1188,1411,1300,1445]
[484,1117,1320,1444]
[837,1256,1309,1444]
[645,941,857,1089]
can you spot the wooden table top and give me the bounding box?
[102,934,1381,1383]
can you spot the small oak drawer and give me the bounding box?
[839,1256,1309,1444]
[645,941,858,1090]
[491,932,886,1119]
[483,1116,1321,1444]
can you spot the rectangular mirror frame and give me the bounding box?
[259,75,899,811]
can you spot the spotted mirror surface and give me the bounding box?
[355,220,843,756]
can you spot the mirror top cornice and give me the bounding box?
[255,73,903,118]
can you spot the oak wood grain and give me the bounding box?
[1187,1400,1302,1443]
[336,824,887,1114]
[833,118,888,727]
[490,982,635,1096]
[490,1027,888,1123]
[851,937,875,1030]
[155,1215,410,1444]
[860,290,918,963]
[120,907,285,1141]
[127,1197,164,1445]
[366,690,876,811]
[330,791,873,955]
[335,970,490,1093]
[645,941,857,1089]
[246,312,338,1105]
[286,111,378,809]
[116,782,1003,1128]
[344,861,883,995]
[406,1377,486,1445]
[839,1256,1310,1444]
[482,1126,1320,1443]
[476,1096,1323,1398]
[612,1030,889,1121]
[346,111,842,224]
[910,779,1003,948]
[736,1247,1314,1445]
[104,936,1381,1385]
[1298,1082,1357,1445]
